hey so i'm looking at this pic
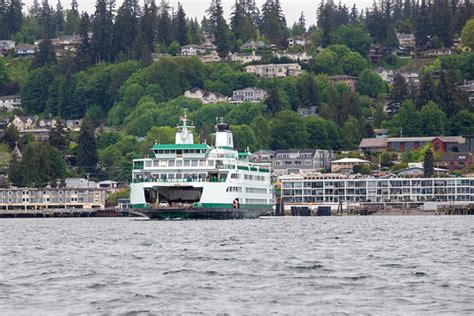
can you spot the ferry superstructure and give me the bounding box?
[130,115,273,219]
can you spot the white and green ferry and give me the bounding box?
[130,114,273,219]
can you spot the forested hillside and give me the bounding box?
[0,0,473,184]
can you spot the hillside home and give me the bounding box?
[37,118,57,129]
[240,40,267,50]
[250,150,275,164]
[272,149,334,175]
[359,136,467,153]
[439,152,474,173]
[180,44,205,56]
[329,75,358,92]
[230,87,267,103]
[287,37,310,48]
[199,51,222,63]
[9,115,37,131]
[227,51,262,63]
[420,48,454,58]
[273,51,312,62]
[15,44,36,56]
[202,38,217,52]
[330,158,370,173]
[0,40,15,51]
[244,63,302,78]
[66,119,82,132]
[0,95,21,111]
[184,88,227,104]
[396,33,416,48]
[369,45,384,63]
[297,106,317,117]
[374,129,389,138]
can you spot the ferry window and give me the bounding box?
[168,160,175,167]
[191,160,198,166]
[231,173,240,179]
[176,160,183,167]
[145,160,152,167]
[184,160,191,167]
[208,160,214,166]
[177,150,182,155]
[199,160,206,166]
[199,173,206,179]
[176,174,182,179]
[153,160,159,167]
[184,150,189,154]
[168,174,175,179]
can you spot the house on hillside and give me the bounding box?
[180,44,205,56]
[198,51,222,63]
[272,149,334,175]
[230,87,267,104]
[330,158,370,173]
[9,115,38,131]
[329,75,358,92]
[420,48,454,58]
[0,40,15,55]
[396,33,416,48]
[227,51,262,63]
[244,63,302,78]
[273,51,312,62]
[359,136,467,153]
[66,119,82,132]
[0,95,21,111]
[15,44,36,56]
[240,40,267,51]
[184,88,227,104]
[287,37,310,48]
[19,128,50,142]
[297,106,317,118]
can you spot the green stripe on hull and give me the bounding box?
[132,203,149,209]
[194,202,272,209]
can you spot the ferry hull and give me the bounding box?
[132,207,271,220]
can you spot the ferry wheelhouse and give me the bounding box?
[130,115,273,219]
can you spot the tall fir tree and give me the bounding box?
[77,118,98,173]
[261,0,287,46]
[175,2,189,46]
[75,12,92,70]
[207,0,231,57]
[91,0,114,63]
[157,0,173,46]
[114,0,140,60]
[55,0,65,34]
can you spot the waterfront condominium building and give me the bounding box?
[0,188,107,211]
[280,174,474,205]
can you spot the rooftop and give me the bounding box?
[151,144,210,151]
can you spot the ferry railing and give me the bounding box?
[132,178,227,183]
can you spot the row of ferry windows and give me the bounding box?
[226,187,268,194]
[145,160,212,168]
[244,175,266,181]
[155,149,207,154]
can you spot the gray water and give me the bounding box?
[1,217,473,315]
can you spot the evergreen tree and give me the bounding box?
[261,0,287,47]
[75,12,92,70]
[55,0,65,34]
[140,0,158,50]
[0,0,23,39]
[175,2,188,46]
[77,118,98,172]
[91,0,114,63]
[291,12,306,36]
[39,0,55,38]
[114,0,140,59]
[32,37,56,68]
[415,0,431,47]
[2,125,19,150]
[207,0,231,57]
[158,0,173,45]
[49,119,68,152]
[417,72,436,107]
[349,4,359,24]
[390,74,409,105]
[423,149,434,177]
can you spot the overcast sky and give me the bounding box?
[24,0,374,25]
